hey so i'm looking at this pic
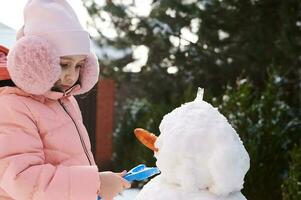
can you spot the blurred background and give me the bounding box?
[1,0,300,199]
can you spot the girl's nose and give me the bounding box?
[63,73,76,85]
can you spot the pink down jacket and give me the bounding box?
[0,86,100,200]
[0,29,100,199]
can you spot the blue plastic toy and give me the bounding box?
[97,164,160,200]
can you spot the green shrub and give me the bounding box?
[215,69,301,200]
[282,145,301,200]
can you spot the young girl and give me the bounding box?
[0,1,130,200]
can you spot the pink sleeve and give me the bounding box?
[0,96,100,200]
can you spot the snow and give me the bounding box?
[136,88,250,200]
[116,189,140,200]
[136,176,246,200]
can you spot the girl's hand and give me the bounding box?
[98,170,131,200]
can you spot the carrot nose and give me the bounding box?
[134,128,158,152]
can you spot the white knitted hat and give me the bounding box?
[22,0,90,56]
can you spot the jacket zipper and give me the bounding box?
[59,99,92,165]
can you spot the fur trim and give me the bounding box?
[74,53,99,95]
[7,36,61,95]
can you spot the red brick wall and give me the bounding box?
[95,79,115,170]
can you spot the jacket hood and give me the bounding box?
[7,36,99,96]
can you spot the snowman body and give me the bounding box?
[136,92,250,200]
[136,176,246,200]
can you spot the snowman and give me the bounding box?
[134,88,250,200]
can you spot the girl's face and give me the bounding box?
[52,55,86,92]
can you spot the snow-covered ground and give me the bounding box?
[115,189,140,200]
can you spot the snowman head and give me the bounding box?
[135,88,249,193]
[156,88,222,183]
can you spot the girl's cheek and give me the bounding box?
[59,70,67,80]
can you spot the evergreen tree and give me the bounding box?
[83,0,300,101]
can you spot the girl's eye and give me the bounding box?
[76,64,83,69]
[60,63,69,68]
